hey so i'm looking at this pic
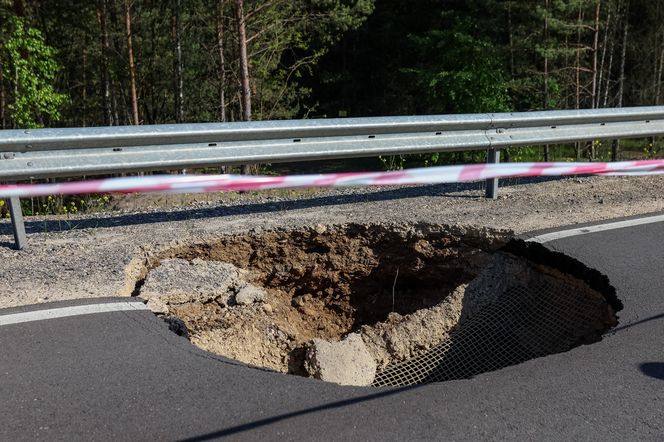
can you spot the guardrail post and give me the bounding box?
[7,196,27,250]
[485,149,500,199]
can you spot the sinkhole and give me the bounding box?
[132,223,621,387]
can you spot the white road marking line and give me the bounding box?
[0,301,149,327]
[527,214,664,243]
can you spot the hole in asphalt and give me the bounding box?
[132,223,621,387]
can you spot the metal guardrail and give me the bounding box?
[2,106,664,249]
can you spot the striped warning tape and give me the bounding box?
[1,160,663,198]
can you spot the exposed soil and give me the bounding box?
[140,223,508,375]
[135,223,620,385]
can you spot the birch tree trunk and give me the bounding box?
[96,0,113,125]
[217,0,227,122]
[124,0,140,125]
[107,2,123,125]
[653,2,664,105]
[589,1,601,161]
[602,19,615,108]
[656,40,664,105]
[575,6,583,160]
[591,1,601,110]
[613,0,629,162]
[82,44,87,127]
[507,1,515,79]
[173,0,184,123]
[617,2,629,109]
[597,2,612,109]
[235,0,253,174]
[655,30,664,153]
[235,0,251,122]
[0,60,5,129]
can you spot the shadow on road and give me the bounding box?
[639,363,664,380]
[610,313,664,334]
[177,385,418,441]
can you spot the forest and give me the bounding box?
[0,0,663,158]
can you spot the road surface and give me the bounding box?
[1,214,663,441]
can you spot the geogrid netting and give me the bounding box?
[373,278,613,387]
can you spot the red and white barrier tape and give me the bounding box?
[1,160,663,199]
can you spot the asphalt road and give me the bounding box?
[1,215,663,441]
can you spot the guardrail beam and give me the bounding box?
[0,105,662,249]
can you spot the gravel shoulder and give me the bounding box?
[1,175,663,309]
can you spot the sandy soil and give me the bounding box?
[142,224,505,374]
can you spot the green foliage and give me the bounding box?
[378,154,406,171]
[20,194,111,216]
[304,0,375,45]
[244,0,375,120]
[0,0,661,175]
[2,17,68,128]
[403,26,511,114]
[509,146,542,162]
[643,140,662,159]
[0,0,374,127]
[369,9,510,169]
[0,199,8,219]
